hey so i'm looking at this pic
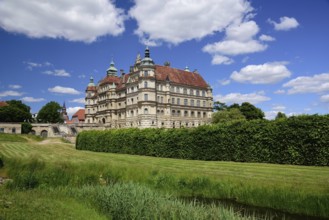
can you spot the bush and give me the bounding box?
[21,122,32,134]
[76,115,329,166]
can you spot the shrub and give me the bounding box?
[76,115,329,166]
[21,122,32,134]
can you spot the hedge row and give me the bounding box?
[76,115,329,166]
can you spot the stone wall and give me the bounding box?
[0,123,21,134]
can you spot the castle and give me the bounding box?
[85,48,213,128]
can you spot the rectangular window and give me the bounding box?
[191,100,194,106]
[184,99,188,106]
[144,93,148,101]
[176,87,179,93]
[183,88,187,94]
[190,89,194,96]
[197,100,200,107]
[157,96,160,102]
[177,98,180,105]
[196,90,200,96]
[161,96,164,103]
[172,98,175,104]
[144,70,148,77]
[203,101,206,107]
[202,90,206,97]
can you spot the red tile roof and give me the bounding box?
[86,86,96,91]
[99,75,121,86]
[72,109,85,121]
[0,101,8,107]
[155,65,209,88]
[87,65,209,91]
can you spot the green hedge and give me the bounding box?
[76,115,329,166]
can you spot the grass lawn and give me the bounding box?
[0,134,329,218]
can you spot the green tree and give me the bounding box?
[213,101,227,111]
[0,100,32,122]
[239,102,265,120]
[21,122,33,134]
[227,103,240,110]
[37,101,63,123]
[275,112,287,120]
[212,108,246,124]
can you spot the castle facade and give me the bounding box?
[85,48,213,128]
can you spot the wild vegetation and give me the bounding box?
[1,134,328,219]
[77,115,329,166]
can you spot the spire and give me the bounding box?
[141,47,154,67]
[106,60,118,76]
[145,46,150,58]
[88,76,95,87]
[135,52,141,64]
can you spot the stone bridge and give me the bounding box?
[31,123,105,138]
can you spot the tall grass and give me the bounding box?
[2,156,329,218]
[68,183,250,220]
[1,136,329,218]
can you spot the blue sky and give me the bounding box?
[0,0,328,119]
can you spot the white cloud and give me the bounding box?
[78,74,86,79]
[70,98,85,104]
[21,96,45,102]
[204,39,267,56]
[211,55,234,65]
[320,94,329,102]
[43,69,71,77]
[129,0,252,45]
[265,111,279,120]
[259,34,275,41]
[274,89,286,94]
[272,104,286,111]
[283,73,329,94]
[24,61,52,70]
[203,20,268,64]
[231,62,291,84]
[242,56,249,63]
[268,16,299,31]
[0,0,125,43]
[225,20,259,41]
[8,84,22,89]
[218,79,231,86]
[0,90,24,97]
[67,106,84,118]
[214,91,270,105]
[48,86,80,95]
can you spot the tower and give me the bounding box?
[61,102,69,122]
[139,47,156,128]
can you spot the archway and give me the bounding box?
[31,130,36,135]
[102,118,106,124]
[41,130,48,138]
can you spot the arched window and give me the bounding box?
[144,93,148,101]
[144,108,149,114]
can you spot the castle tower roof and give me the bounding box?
[106,60,118,76]
[141,47,154,67]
